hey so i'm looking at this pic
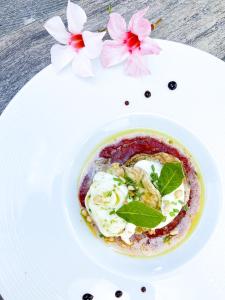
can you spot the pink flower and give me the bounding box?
[44,1,105,77]
[101,8,161,77]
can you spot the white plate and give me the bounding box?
[0,40,225,300]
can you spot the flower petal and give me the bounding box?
[140,37,161,55]
[44,16,70,44]
[51,44,75,72]
[125,53,150,77]
[107,13,127,40]
[82,31,105,59]
[72,51,94,77]
[101,40,129,68]
[67,1,87,34]
[128,7,151,40]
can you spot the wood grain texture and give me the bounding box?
[1,0,225,114]
[0,0,225,298]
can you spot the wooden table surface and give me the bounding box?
[0,0,225,298]
[1,0,225,116]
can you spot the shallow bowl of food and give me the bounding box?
[64,113,221,280]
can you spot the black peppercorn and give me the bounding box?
[124,100,129,106]
[115,290,123,298]
[82,293,94,300]
[168,81,177,90]
[141,286,146,293]
[144,90,151,98]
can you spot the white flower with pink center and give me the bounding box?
[44,1,105,77]
[101,8,161,76]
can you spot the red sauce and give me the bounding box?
[78,136,195,237]
[79,174,92,207]
[99,136,191,173]
[147,187,195,237]
[146,209,187,237]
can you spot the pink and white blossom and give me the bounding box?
[44,1,105,77]
[101,8,161,76]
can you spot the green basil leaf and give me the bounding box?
[158,162,184,196]
[116,201,164,228]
